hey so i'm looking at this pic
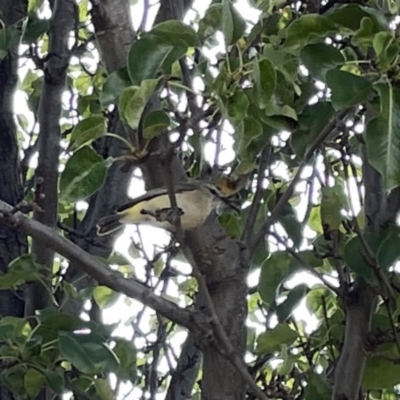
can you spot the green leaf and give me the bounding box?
[127,35,186,85]
[373,31,395,67]
[278,203,303,248]
[119,79,159,130]
[300,43,344,81]
[277,284,308,323]
[198,4,224,39]
[290,102,335,159]
[28,0,44,12]
[304,372,331,400]
[143,110,170,140]
[263,45,299,86]
[0,254,43,289]
[100,67,131,108]
[223,90,250,127]
[200,2,245,45]
[60,146,111,202]
[326,69,372,110]
[0,26,20,60]
[237,116,263,161]
[0,365,26,396]
[36,308,86,332]
[22,14,49,44]
[253,58,276,107]
[376,226,400,269]
[113,339,137,382]
[306,286,336,319]
[150,20,199,47]
[284,14,337,52]
[222,0,234,46]
[363,356,400,389]
[343,234,381,282]
[258,252,293,306]
[94,378,114,400]
[325,4,389,33]
[68,116,108,151]
[43,369,65,394]
[256,323,298,354]
[93,286,119,309]
[59,332,97,375]
[308,206,323,233]
[320,181,349,231]
[24,368,45,398]
[366,83,400,191]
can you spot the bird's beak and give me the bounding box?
[220,196,241,213]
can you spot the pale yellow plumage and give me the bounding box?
[119,190,218,231]
[96,181,233,236]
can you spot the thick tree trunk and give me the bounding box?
[0,2,28,399]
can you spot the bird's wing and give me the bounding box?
[116,181,202,213]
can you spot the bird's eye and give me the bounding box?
[208,187,219,196]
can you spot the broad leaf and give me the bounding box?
[290,102,335,159]
[304,372,332,400]
[320,181,349,231]
[366,83,400,191]
[60,146,112,202]
[363,355,400,389]
[0,254,43,289]
[325,4,389,32]
[343,233,382,282]
[24,368,45,398]
[93,286,119,309]
[253,58,276,108]
[258,252,293,305]
[223,90,250,127]
[58,332,97,375]
[68,116,107,151]
[300,43,344,81]
[22,14,49,44]
[284,14,337,52]
[278,203,303,248]
[143,110,170,140]
[113,339,137,382]
[43,369,65,394]
[277,284,308,323]
[119,79,159,130]
[100,67,131,108]
[127,36,186,85]
[199,2,245,45]
[256,323,298,354]
[150,20,199,47]
[326,69,372,110]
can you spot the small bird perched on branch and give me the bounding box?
[96,180,239,236]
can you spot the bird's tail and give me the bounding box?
[97,214,124,236]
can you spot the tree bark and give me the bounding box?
[0,1,28,399]
[25,0,77,317]
[333,149,400,399]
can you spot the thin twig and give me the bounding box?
[268,231,341,295]
[352,218,396,300]
[383,300,400,357]
[241,146,271,244]
[250,108,352,253]
[211,124,223,182]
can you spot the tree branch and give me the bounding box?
[0,200,203,330]
[27,0,77,316]
[250,108,352,253]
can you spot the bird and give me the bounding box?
[96,180,239,236]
